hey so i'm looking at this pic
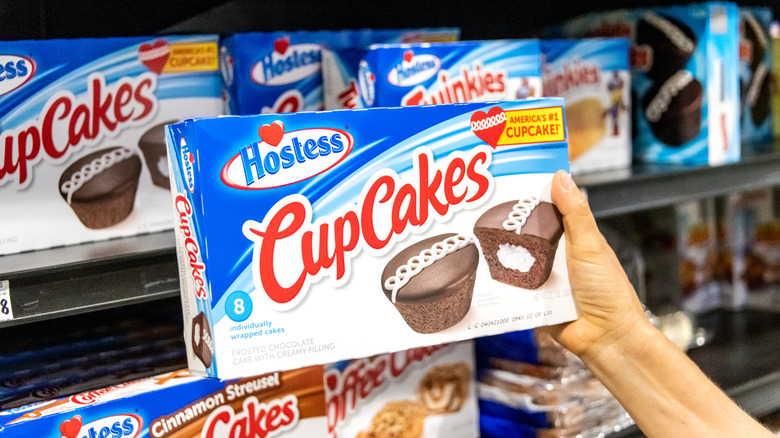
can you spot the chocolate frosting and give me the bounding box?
[381,233,479,304]
[473,201,563,243]
[59,146,142,202]
[139,121,176,148]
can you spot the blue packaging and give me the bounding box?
[220,28,459,115]
[555,3,740,166]
[0,35,224,255]
[165,100,576,379]
[739,7,774,147]
[541,38,632,174]
[322,40,542,110]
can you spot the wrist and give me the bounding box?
[578,311,659,368]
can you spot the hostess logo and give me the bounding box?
[58,414,142,438]
[221,121,353,190]
[251,37,321,86]
[0,55,35,96]
[387,50,440,87]
[180,138,196,193]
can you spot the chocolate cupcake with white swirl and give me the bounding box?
[642,70,704,146]
[381,233,479,334]
[636,12,698,81]
[473,198,563,290]
[59,146,142,229]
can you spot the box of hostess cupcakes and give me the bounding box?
[553,2,740,166]
[165,99,577,379]
[0,35,224,255]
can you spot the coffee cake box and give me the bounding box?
[0,35,224,255]
[541,39,631,174]
[165,99,576,379]
[325,342,478,438]
[322,40,542,110]
[554,2,740,166]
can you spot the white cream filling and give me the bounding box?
[497,243,535,272]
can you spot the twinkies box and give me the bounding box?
[541,39,631,174]
[0,35,224,255]
[0,368,328,438]
[220,29,460,115]
[322,40,541,110]
[554,3,740,166]
[165,99,576,379]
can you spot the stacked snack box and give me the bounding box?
[738,7,774,148]
[553,2,740,166]
[220,29,459,115]
[475,330,633,438]
[675,198,726,314]
[325,342,478,438]
[0,35,224,255]
[726,189,780,312]
[772,21,780,142]
[165,99,577,379]
[322,40,542,109]
[0,343,477,438]
[541,39,632,174]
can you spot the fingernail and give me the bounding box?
[560,171,574,191]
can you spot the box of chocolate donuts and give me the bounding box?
[0,35,224,255]
[738,7,774,146]
[553,2,740,166]
[166,99,576,379]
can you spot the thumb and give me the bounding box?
[550,170,602,249]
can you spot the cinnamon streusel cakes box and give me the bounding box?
[0,35,223,255]
[166,99,577,379]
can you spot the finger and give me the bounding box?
[550,170,602,249]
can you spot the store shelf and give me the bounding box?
[1,151,779,326]
[578,150,780,218]
[613,309,780,438]
[0,232,178,328]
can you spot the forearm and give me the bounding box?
[580,321,774,438]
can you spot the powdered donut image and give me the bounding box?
[564,97,607,161]
[356,400,427,438]
[381,233,479,334]
[642,70,703,146]
[138,121,177,189]
[416,362,471,415]
[473,198,563,290]
[58,146,142,229]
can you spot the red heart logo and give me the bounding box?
[259,121,285,146]
[369,73,375,81]
[60,415,82,438]
[274,37,290,55]
[138,40,170,74]
[470,107,507,148]
[188,152,195,163]
[403,50,414,63]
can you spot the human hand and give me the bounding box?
[545,170,652,359]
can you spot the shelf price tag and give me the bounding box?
[0,280,13,321]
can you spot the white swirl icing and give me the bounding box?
[502,197,541,234]
[644,12,696,54]
[384,234,474,303]
[645,70,694,122]
[60,148,137,204]
[746,63,767,108]
[745,13,768,50]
